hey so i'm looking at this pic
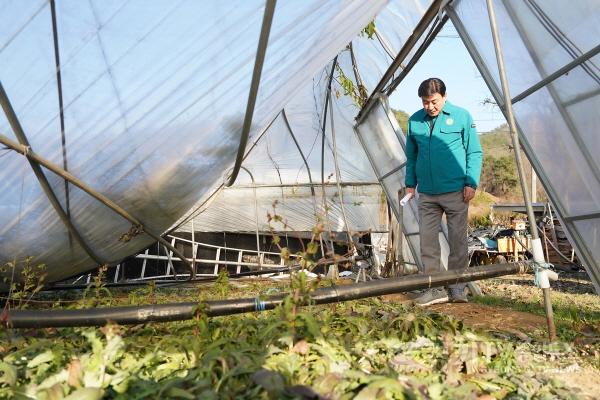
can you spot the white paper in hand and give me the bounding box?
[400,193,414,207]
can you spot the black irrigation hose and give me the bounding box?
[5,263,526,329]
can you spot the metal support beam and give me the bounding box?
[564,211,600,223]
[447,8,561,221]
[511,42,600,104]
[486,0,540,243]
[385,14,449,96]
[320,59,339,256]
[0,132,195,278]
[224,182,381,190]
[563,87,600,108]
[282,109,316,196]
[328,89,355,252]
[49,0,72,235]
[503,0,600,187]
[171,108,281,232]
[447,5,600,295]
[226,0,276,186]
[487,0,557,341]
[0,82,103,266]
[379,162,407,181]
[502,0,600,292]
[356,0,445,124]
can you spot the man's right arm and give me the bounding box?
[405,120,418,193]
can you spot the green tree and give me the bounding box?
[481,155,518,195]
[392,108,409,134]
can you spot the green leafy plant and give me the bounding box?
[359,20,376,39]
[470,214,492,228]
[81,264,113,307]
[335,64,368,107]
[215,269,230,299]
[1,257,47,310]
[128,281,157,305]
[386,308,463,342]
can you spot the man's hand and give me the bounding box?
[406,187,416,197]
[463,186,476,203]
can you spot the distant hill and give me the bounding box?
[479,123,546,202]
[480,123,511,157]
[479,124,518,196]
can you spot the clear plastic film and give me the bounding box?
[0,0,389,282]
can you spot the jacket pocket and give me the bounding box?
[439,126,462,135]
[439,126,462,146]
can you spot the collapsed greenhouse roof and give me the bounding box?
[0,0,396,281]
[0,0,599,293]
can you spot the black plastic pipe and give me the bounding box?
[5,263,525,329]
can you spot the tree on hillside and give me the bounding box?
[392,109,409,134]
[481,155,518,195]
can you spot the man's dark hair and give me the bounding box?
[418,78,446,97]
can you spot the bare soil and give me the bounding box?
[382,291,548,337]
[429,302,546,334]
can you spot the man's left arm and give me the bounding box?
[463,113,483,201]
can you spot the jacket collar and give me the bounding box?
[440,100,454,115]
[421,100,453,121]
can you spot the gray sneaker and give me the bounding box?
[448,287,468,303]
[414,288,449,306]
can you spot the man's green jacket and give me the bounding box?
[405,101,483,195]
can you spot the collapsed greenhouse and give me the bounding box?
[1,0,599,398]
[1,0,599,290]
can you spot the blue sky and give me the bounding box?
[389,22,507,133]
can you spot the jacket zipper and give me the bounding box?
[428,116,437,191]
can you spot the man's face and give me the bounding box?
[421,93,446,117]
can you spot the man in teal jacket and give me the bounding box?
[405,78,482,305]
